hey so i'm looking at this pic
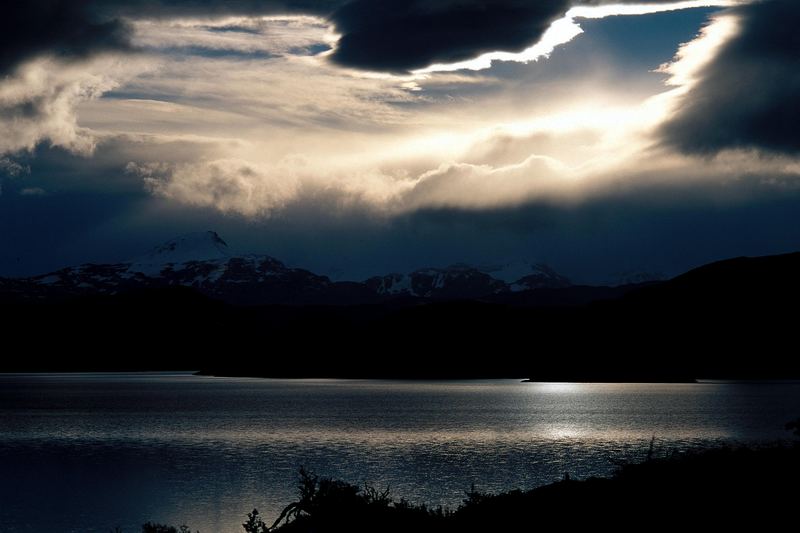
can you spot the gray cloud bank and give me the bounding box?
[328,0,571,71]
[0,1,129,75]
[660,0,800,156]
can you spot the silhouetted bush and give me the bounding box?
[265,444,800,532]
[117,441,800,532]
[264,466,448,532]
[241,509,270,533]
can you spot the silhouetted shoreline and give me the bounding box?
[132,442,800,532]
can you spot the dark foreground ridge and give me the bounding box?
[2,249,800,379]
[131,441,800,532]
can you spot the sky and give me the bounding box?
[1,0,799,283]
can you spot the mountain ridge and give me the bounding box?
[2,243,800,378]
[0,231,575,305]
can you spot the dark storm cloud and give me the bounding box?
[0,1,679,75]
[328,0,571,71]
[0,1,342,75]
[659,0,800,156]
[0,1,131,75]
[327,0,694,71]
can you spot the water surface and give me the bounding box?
[1,373,798,532]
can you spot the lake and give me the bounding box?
[1,373,799,532]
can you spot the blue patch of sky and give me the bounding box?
[287,43,331,56]
[403,8,720,109]
[487,8,719,80]
[574,7,718,70]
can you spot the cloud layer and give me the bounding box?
[0,56,147,155]
[659,0,800,155]
[0,1,344,76]
[2,1,717,76]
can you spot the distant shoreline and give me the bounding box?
[0,371,782,384]
[8,372,800,384]
[193,370,703,382]
[520,377,698,383]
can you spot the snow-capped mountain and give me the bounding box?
[365,262,571,299]
[480,262,571,292]
[8,231,360,305]
[1,231,573,304]
[365,265,507,299]
[128,231,232,276]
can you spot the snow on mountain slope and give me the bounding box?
[480,261,571,291]
[366,266,501,298]
[11,231,337,304]
[128,231,232,276]
[5,232,573,304]
[366,262,570,299]
[479,261,539,284]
